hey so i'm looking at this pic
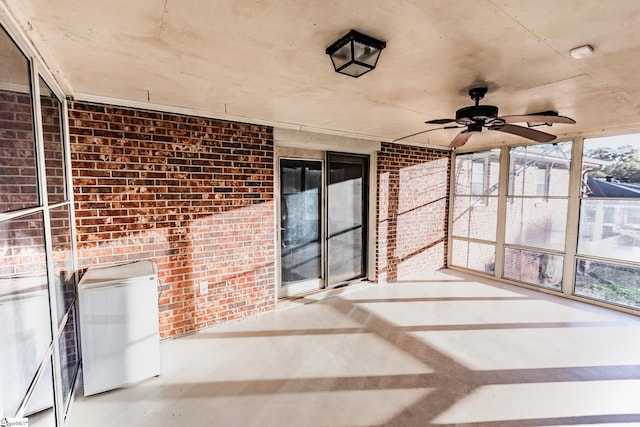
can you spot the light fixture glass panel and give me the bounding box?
[504,247,563,290]
[339,63,371,78]
[575,258,640,309]
[353,41,380,66]
[505,198,568,251]
[330,43,352,70]
[577,199,640,263]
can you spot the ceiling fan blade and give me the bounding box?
[426,118,456,125]
[490,123,556,143]
[392,125,461,142]
[499,114,576,125]
[449,130,474,148]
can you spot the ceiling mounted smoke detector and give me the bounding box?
[570,45,594,59]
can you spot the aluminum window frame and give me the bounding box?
[449,135,640,317]
[0,6,79,425]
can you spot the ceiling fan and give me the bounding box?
[395,86,576,148]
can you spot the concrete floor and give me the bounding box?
[68,270,640,427]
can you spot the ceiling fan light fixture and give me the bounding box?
[326,30,386,78]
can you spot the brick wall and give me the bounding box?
[0,89,43,283]
[68,101,275,338]
[377,142,450,281]
[0,90,38,212]
[0,211,47,281]
[40,93,66,203]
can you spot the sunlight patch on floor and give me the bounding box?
[411,325,640,370]
[432,380,640,424]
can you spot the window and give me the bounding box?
[535,165,549,197]
[451,150,500,273]
[508,144,571,198]
[0,212,50,417]
[451,134,640,312]
[575,260,640,309]
[471,158,487,197]
[575,133,640,309]
[503,142,571,290]
[454,151,500,196]
[452,239,496,274]
[504,248,563,290]
[0,26,38,213]
[40,77,67,204]
[505,198,568,251]
[0,22,78,424]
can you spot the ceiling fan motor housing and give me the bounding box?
[455,104,499,125]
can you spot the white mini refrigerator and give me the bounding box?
[78,260,161,396]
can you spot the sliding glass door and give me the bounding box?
[277,149,368,297]
[279,158,323,295]
[327,153,368,286]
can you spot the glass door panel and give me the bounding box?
[327,153,368,286]
[0,212,51,417]
[279,159,323,295]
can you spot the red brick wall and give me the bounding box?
[0,90,38,212]
[377,142,450,281]
[40,94,66,203]
[68,101,275,338]
[0,90,47,285]
[0,211,47,280]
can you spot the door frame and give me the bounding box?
[276,147,326,297]
[275,146,374,297]
[273,129,380,299]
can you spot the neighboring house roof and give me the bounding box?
[509,147,609,169]
[587,177,640,197]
